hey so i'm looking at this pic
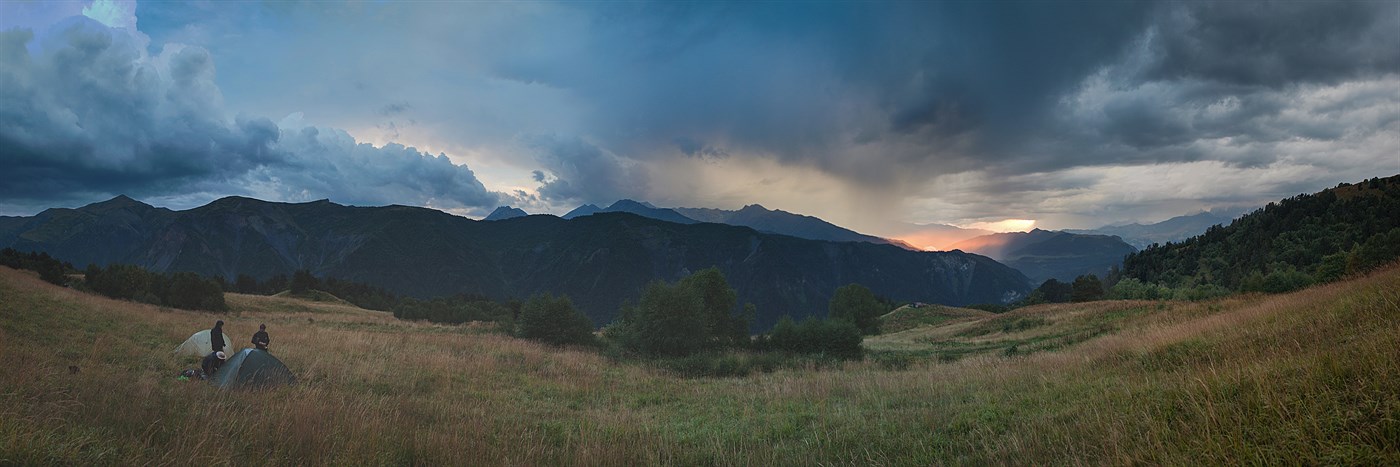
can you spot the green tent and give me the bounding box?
[211,349,296,389]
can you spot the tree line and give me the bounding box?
[1119,175,1400,295]
[1,249,228,312]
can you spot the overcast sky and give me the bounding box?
[2,0,1397,234]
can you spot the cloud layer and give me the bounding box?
[0,15,501,214]
[2,1,1398,231]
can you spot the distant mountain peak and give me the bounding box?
[483,206,528,221]
[738,204,770,212]
[83,194,154,211]
[608,199,649,209]
[600,200,698,224]
[562,204,602,220]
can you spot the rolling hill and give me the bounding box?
[3,258,1396,463]
[0,196,1032,330]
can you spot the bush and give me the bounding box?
[767,316,863,360]
[829,283,884,335]
[515,293,595,346]
[1108,278,1173,300]
[1070,274,1105,302]
[165,272,228,311]
[606,269,752,357]
[289,269,319,294]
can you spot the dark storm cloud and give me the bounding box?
[523,134,647,204]
[494,0,1395,190]
[1011,0,1400,176]
[1141,1,1400,87]
[498,2,1160,171]
[0,17,502,213]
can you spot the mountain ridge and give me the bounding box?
[1,195,1033,330]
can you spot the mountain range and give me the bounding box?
[0,196,1033,330]
[1065,211,1238,249]
[949,229,1137,285]
[528,199,913,249]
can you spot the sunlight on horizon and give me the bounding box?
[961,219,1036,233]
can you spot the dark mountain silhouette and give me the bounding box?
[673,204,914,249]
[596,199,698,224]
[1,196,1032,330]
[483,206,528,221]
[950,229,1137,284]
[566,200,911,248]
[561,204,602,219]
[1065,211,1238,249]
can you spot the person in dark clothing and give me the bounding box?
[252,323,270,351]
[200,351,227,379]
[210,320,226,354]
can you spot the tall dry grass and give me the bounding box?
[1,264,1398,465]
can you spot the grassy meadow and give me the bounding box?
[1,264,1398,465]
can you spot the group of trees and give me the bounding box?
[1121,176,1400,294]
[1019,274,1108,305]
[0,248,70,286]
[84,264,227,311]
[605,268,752,357]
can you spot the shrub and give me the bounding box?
[515,293,595,346]
[767,316,863,360]
[1070,275,1105,302]
[1109,278,1173,300]
[829,283,884,335]
[165,272,228,311]
[289,269,319,294]
[606,269,752,357]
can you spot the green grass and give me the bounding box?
[2,264,1398,464]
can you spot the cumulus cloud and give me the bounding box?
[523,134,648,204]
[0,16,503,214]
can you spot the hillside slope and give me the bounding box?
[0,196,1032,330]
[2,263,1397,464]
[1123,174,1400,289]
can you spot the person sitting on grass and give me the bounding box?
[252,323,270,351]
[201,351,227,379]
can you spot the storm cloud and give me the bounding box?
[0,15,502,214]
[3,1,1398,230]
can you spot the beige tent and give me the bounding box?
[172,329,235,357]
